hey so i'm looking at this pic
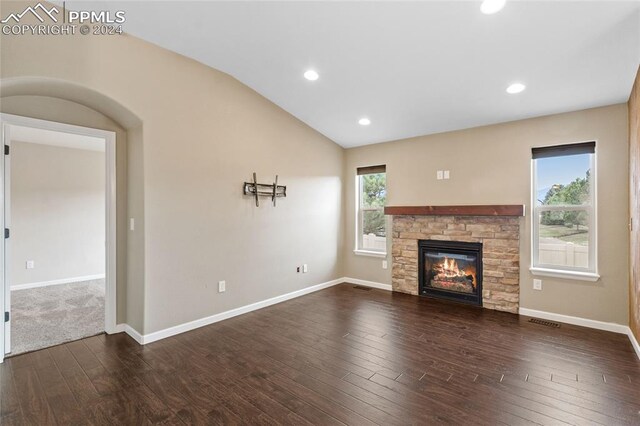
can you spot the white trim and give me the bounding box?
[126,278,344,345]
[628,329,640,360]
[518,307,628,334]
[3,131,11,354]
[116,277,392,346]
[109,280,640,361]
[343,277,392,291]
[123,324,144,344]
[529,267,600,282]
[1,123,8,361]
[355,171,388,255]
[98,280,640,363]
[519,308,639,360]
[10,274,105,291]
[353,249,387,258]
[354,175,360,253]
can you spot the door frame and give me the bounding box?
[0,113,117,362]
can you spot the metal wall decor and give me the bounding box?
[243,172,287,207]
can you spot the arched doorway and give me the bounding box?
[0,77,143,361]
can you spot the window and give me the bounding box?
[531,142,598,280]
[355,165,387,256]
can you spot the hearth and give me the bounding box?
[418,239,483,306]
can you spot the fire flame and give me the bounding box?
[442,257,460,276]
[439,257,476,288]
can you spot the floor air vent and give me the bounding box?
[529,318,560,328]
[353,286,372,291]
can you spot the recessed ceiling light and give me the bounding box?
[358,118,371,126]
[304,70,319,81]
[506,83,526,94]
[480,0,506,14]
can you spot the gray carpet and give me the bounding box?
[10,279,105,355]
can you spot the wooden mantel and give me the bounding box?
[384,204,525,217]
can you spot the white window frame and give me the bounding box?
[354,172,387,258]
[530,145,599,281]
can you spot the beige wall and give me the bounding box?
[0,1,631,334]
[126,125,145,332]
[9,141,104,286]
[629,66,640,340]
[0,1,344,334]
[345,104,629,325]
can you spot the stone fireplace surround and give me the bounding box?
[387,206,523,313]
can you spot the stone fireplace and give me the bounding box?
[386,205,523,313]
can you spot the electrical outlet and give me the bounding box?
[297,266,301,273]
[382,260,388,269]
[218,280,226,293]
[443,170,450,179]
[533,279,542,291]
[303,264,308,273]
[436,170,443,180]
[26,260,35,269]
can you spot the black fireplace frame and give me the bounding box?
[418,239,483,306]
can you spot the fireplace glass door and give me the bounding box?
[419,240,483,306]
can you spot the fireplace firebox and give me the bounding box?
[418,240,483,306]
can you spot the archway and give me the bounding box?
[0,77,144,361]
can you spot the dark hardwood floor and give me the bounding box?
[1,283,639,425]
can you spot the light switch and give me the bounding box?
[382,260,388,269]
[437,170,444,180]
[129,218,135,231]
[26,260,35,269]
[444,170,450,179]
[303,264,308,273]
[218,280,226,293]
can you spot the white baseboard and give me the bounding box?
[11,274,106,291]
[123,325,144,345]
[628,329,640,360]
[119,278,344,345]
[343,277,392,291]
[519,307,640,360]
[108,280,640,361]
[111,323,143,344]
[518,307,628,334]
[113,277,392,345]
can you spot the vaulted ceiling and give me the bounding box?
[65,1,640,147]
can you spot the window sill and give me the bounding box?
[354,250,387,258]
[529,267,600,282]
